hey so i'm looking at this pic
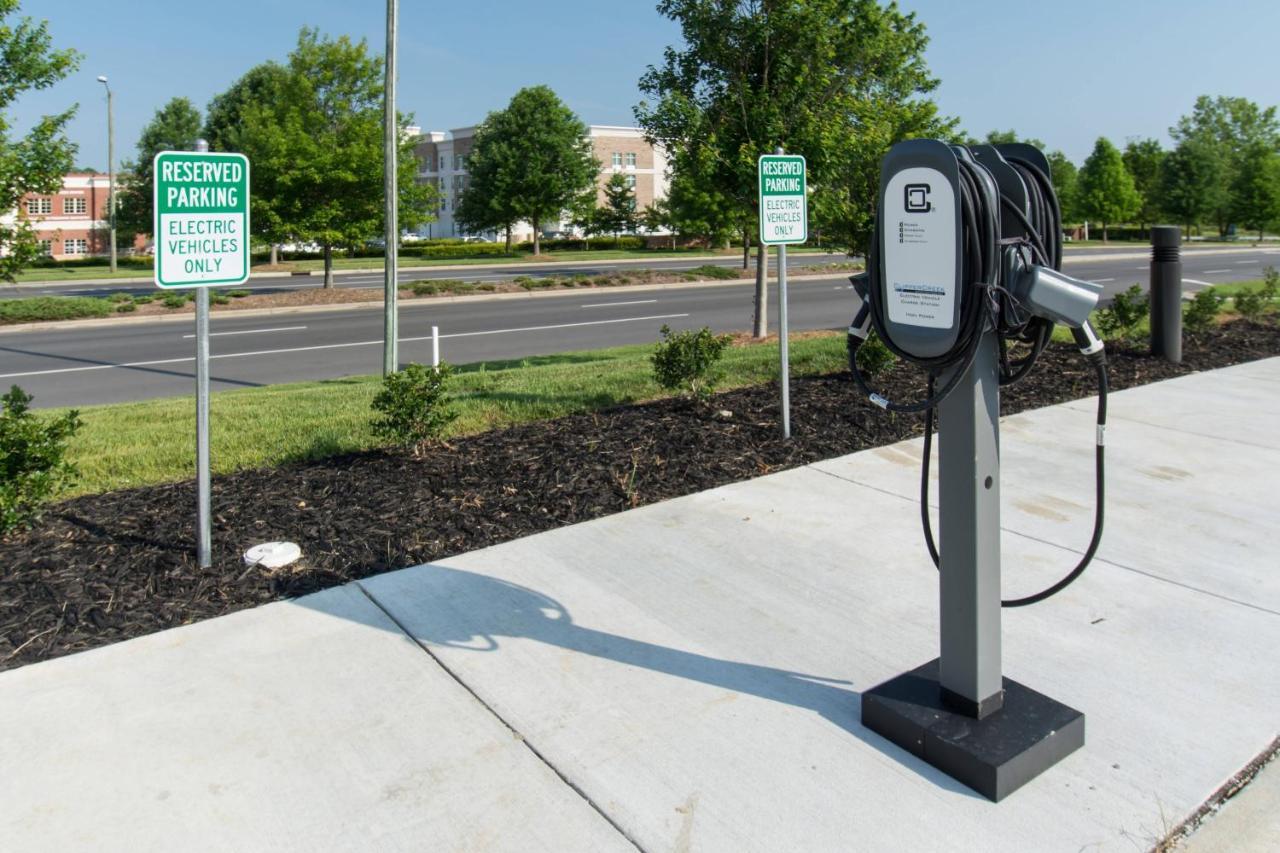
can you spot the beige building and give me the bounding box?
[413,125,669,240]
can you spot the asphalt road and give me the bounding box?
[3,246,1277,409]
[1,253,854,300]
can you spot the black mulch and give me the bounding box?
[3,321,1278,671]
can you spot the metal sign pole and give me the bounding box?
[195,286,212,568]
[778,242,791,439]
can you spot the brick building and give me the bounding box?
[16,173,116,259]
[413,125,669,240]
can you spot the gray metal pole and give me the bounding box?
[778,242,790,438]
[194,137,211,569]
[1150,225,1182,363]
[937,329,1004,718]
[775,146,791,439]
[195,286,212,568]
[382,0,399,376]
[106,85,117,273]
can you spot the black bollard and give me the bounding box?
[1150,225,1182,363]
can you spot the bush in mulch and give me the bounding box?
[2,321,1278,671]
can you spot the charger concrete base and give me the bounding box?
[861,658,1084,801]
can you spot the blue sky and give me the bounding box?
[12,0,1280,172]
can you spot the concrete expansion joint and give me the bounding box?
[352,581,647,852]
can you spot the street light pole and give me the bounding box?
[97,76,117,273]
[382,0,399,376]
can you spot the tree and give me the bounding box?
[230,29,434,286]
[1159,138,1220,237]
[0,1,80,281]
[1170,95,1280,237]
[1122,138,1166,230]
[1046,151,1079,223]
[1230,141,1280,241]
[457,86,596,256]
[982,129,1046,149]
[204,62,291,263]
[114,98,203,243]
[1076,137,1140,241]
[637,0,950,337]
[455,113,522,251]
[641,197,678,249]
[597,173,638,244]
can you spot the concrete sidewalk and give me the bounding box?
[3,359,1278,851]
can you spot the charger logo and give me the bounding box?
[904,183,932,213]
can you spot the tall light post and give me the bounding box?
[96,75,117,273]
[382,0,399,376]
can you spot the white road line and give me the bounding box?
[182,325,307,339]
[1182,279,1214,288]
[1203,269,1231,274]
[1236,261,1260,265]
[1093,278,1115,283]
[0,313,691,380]
[580,299,658,309]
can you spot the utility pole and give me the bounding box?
[382,0,399,376]
[97,76,117,273]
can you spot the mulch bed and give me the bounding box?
[3,321,1278,671]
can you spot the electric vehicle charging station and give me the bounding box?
[848,139,1109,801]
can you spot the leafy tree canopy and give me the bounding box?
[458,85,597,255]
[115,97,203,240]
[0,0,80,281]
[636,0,952,254]
[1077,136,1140,240]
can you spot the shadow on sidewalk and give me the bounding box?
[295,562,979,799]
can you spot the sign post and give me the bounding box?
[153,146,250,568]
[758,151,807,438]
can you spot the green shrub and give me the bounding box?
[0,386,82,536]
[856,331,897,377]
[115,301,137,313]
[1095,284,1149,340]
[209,290,230,305]
[133,294,156,305]
[651,324,733,400]
[401,243,512,260]
[516,276,558,290]
[477,283,498,292]
[227,289,251,298]
[1233,267,1278,321]
[1184,289,1226,333]
[107,292,133,303]
[0,296,112,325]
[683,264,740,281]
[162,293,187,309]
[371,362,458,454]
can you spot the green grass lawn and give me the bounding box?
[53,334,849,497]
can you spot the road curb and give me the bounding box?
[0,270,856,336]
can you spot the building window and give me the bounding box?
[611,152,622,167]
[37,239,53,256]
[62,196,87,215]
[626,152,637,167]
[455,154,463,170]
[625,174,637,189]
[64,238,88,255]
[26,198,52,215]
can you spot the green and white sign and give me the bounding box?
[153,151,250,288]
[758,154,807,245]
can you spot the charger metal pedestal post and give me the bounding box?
[1150,225,1183,363]
[856,139,1090,802]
